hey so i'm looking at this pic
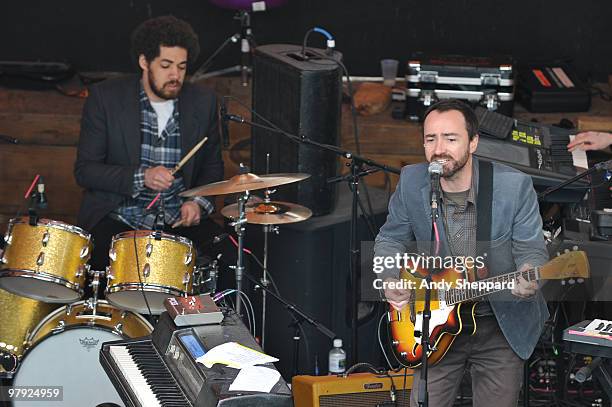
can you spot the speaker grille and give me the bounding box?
[319,389,411,407]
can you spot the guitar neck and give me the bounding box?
[446,268,539,305]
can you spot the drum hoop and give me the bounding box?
[113,230,193,247]
[10,217,91,240]
[25,300,153,345]
[106,282,188,297]
[0,270,83,300]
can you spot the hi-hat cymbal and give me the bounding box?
[221,201,313,225]
[179,172,310,197]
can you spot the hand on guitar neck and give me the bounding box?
[511,263,538,299]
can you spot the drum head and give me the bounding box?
[0,277,81,303]
[13,327,125,407]
[106,289,174,315]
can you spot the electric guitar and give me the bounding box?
[388,250,590,368]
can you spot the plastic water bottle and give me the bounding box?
[328,338,346,374]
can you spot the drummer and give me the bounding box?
[74,15,224,272]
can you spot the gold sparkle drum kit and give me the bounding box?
[0,169,313,384]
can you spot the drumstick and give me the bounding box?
[147,137,208,228]
[172,137,208,175]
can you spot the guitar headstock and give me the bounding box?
[539,249,590,281]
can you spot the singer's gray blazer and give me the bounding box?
[74,74,223,232]
[374,157,549,360]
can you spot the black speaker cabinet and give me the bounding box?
[251,44,343,216]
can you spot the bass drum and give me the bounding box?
[0,288,58,377]
[12,300,153,407]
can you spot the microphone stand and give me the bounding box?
[418,172,441,407]
[190,10,255,86]
[238,266,337,375]
[225,112,400,365]
[537,159,612,201]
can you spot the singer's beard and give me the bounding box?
[431,150,470,179]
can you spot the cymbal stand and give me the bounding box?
[260,188,278,349]
[229,190,249,315]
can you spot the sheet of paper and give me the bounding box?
[569,135,589,169]
[228,366,281,393]
[195,342,279,369]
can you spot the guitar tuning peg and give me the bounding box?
[572,245,579,251]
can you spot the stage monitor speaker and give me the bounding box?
[292,371,413,407]
[251,44,343,216]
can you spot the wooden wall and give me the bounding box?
[2,77,612,235]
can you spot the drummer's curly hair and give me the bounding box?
[131,15,200,67]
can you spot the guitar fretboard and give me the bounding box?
[445,268,539,305]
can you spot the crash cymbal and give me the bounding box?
[221,201,313,225]
[179,172,310,197]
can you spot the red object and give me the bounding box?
[146,193,161,210]
[24,174,40,199]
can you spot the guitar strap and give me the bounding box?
[475,160,493,280]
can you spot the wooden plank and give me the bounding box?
[0,87,85,115]
[0,145,81,219]
[577,116,612,132]
[0,113,81,145]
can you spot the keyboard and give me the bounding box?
[100,312,292,407]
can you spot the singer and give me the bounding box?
[373,100,549,407]
[74,16,224,272]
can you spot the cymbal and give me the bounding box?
[221,201,313,225]
[179,172,310,197]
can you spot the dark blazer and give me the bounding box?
[74,74,223,232]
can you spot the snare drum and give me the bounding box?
[12,300,153,407]
[0,218,92,302]
[0,288,59,377]
[106,230,196,314]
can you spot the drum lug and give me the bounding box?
[52,320,66,334]
[106,266,114,282]
[143,263,151,278]
[183,272,191,287]
[0,255,6,265]
[75,265,86,278]
[4,224,13,245]
[184,251,193,265]
[114,323,124,336]
[36,252,45,266]
[146,243,153,257]
[108,247,117,262]
[80,245,90,259]
[41,231,50,247]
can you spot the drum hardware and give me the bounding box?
[181,164,311,317]
[193,255,221,295]
[221,183,313,349]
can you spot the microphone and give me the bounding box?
[37,176,48,209]
[220,99,230,148]
[428,161,444,208]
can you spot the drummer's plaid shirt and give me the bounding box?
[112,85,214,229]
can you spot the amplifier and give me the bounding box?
[292,371,414,407]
